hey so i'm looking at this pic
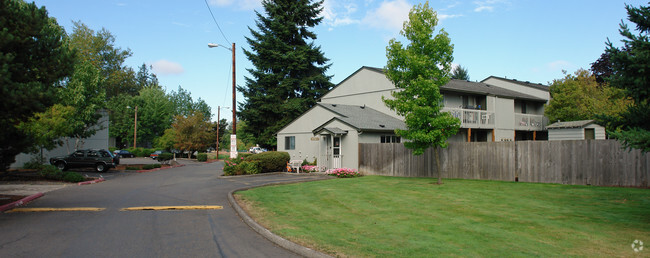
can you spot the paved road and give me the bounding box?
[0,161,328,257]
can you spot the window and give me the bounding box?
[381,135,401,143]
[87,151,99,158]
[585,128,595,140]
[285,136,295,150]
[73,151,85,157]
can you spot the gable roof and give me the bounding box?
[442,79,547,102]
[546,120,598,129]
[313,103,405,133]
[481,76,550,92]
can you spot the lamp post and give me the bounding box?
[208,42,237,158]
[127,105,138,148]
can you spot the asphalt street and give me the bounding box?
[0,161,328,257]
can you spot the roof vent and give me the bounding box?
[331,104,337,107]
[360,104,365,109]
[379,124,385,128]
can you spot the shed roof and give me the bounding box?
[313,103,406,134]
[546,120,598,129]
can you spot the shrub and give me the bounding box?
[62,172,85,183]
[244,151,290,173]
[325,168,361,178]
[223,159,261,176]
[241,161,261,175]
[128,147,155,157]
[39,165,63,180]
[126,166,140,170]
[142,164,162,170]
[301,165,319,172]
[238,153,254,159]
[109,147,117,153]
[157,153,173,162]
[197,153,208,162]
[23,160,43,169]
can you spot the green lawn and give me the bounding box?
[235,176,650,257]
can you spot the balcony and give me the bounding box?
[443,107,495,129]
[515,113,547,131]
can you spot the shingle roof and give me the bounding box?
[546,120,596,129]
[481,76,550,92]
[442,79,547,102]
[314,103,406,133]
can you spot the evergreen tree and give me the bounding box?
[241,0,334,148]
[0,0,75,171]
[451,65,470,81]
[604,3,650,152]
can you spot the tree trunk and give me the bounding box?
[435,147,442,184]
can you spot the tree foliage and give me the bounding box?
[241,0,334,148]
[451,65,470,81]
[0,0,75,171]
[603,3,650,152]
[544,69,630,123]
[172,112,214,157]
[382,1,460,184]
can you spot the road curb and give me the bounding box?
[0,192,44,213]
[227,179,333,258]
[78,178,105,185]
[136,164,185,173]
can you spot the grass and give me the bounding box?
[235,176,650,257]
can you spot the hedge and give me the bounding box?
[244,151,290,173]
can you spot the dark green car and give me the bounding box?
[50,149,118,172]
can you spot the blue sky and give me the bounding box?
[33,0,645,122]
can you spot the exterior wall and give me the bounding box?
[548,124,606,141]
[316,120,359,170]
[482,77,550,101]
[321,68,400,119]
[277,105,338,162]
[494,97,515,141]
[11,110,110,168]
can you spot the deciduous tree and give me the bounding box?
[0,0,75,171]
[544,69,630,123]
[172,112,213,158]
[382,1,460,184]
[240,0,334,148]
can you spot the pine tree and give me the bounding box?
[0,0,75,171]
[604,3,650,152]
[240,0,334,148]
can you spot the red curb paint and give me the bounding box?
[0,192,45,212]
[78,178,105,185]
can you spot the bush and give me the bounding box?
[39,165,63,180]
[223,159,261,176]
[238,153,254,159]
[127,147,155,157]
[157,153,173,162]
[197,153,208,162]
[109,147,117,153]
[142,164,162,170]
[244,151,290,173]
[23,160,43,169]
[325,168,362,178]
[241,161,261,175]
[62,172,85,182]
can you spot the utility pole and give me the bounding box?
[230,42,237,159]
[216,106,220,156]
[133,106,138,148]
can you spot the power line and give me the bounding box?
[203,0,230,45]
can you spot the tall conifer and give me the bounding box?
[240,0,333,148]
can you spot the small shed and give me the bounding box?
[547,120,606,141]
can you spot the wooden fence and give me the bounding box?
[358,140,650,187]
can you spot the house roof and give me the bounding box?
[351,67,546,102]
[313,103,406,134]
[547,120,598,129]
[442,79,547,102]
[481,76,550,92]
[313,127,348,135]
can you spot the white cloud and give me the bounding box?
[209,0,261,11]
[547,60,573,71]
[473,0,510,13]
[363,0,412,31]
[438,14,462,21]
[150,60,185,75]
[322,0,362,29]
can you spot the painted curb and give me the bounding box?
[227,178,333,258]
[78,178,105,185]
[0,192,44,213]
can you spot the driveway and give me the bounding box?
[0,161,328,257]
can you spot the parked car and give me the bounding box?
[113,150,135,158]
[50,149,118,172]
[249,146,266,154]
[150,150,168,159]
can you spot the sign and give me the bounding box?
[230,134,237,158]
[310,137,320,141]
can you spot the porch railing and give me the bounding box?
[515,113,547,131]
[442,107,495,129]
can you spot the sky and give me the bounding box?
[32,0,646,122]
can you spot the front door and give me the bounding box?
[332,136,341,169]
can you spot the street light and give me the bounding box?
[127,105,138,148]
[208,42,237,158]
